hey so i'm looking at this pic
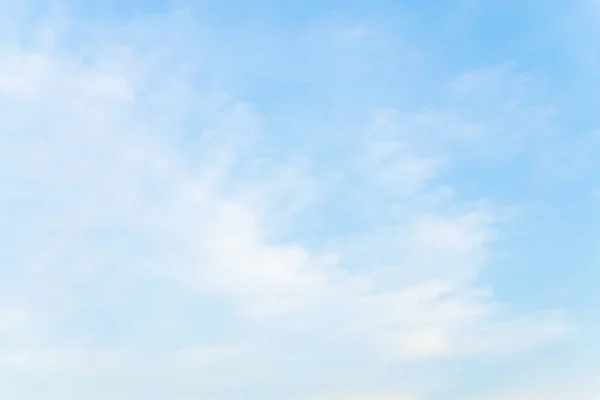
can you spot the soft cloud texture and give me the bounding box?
[0,1,598,399]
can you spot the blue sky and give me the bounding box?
[1,0,600,399]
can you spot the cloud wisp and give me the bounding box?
[1,1,595,399]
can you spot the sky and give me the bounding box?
[1,0,600,399]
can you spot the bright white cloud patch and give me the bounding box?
[0,1,595,400]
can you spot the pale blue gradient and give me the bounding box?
[1,1,600,399]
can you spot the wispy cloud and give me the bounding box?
[0,1,595,399]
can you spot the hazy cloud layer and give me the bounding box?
[1,1,599,399]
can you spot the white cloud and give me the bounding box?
[0,4,580,400]
[0,41,560,377]
[364,138,439,197]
